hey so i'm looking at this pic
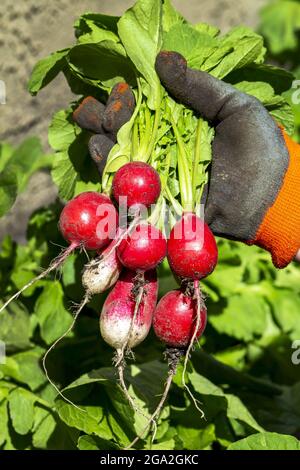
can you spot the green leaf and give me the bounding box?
[51,151,78,200]
[151,439,176,450]
[234,81,294,135]
[162,24,218,69]
[0,166,18,218]
[235,80,275,103]
[162,0,186,33]
[0,137,52,218]
[269,100,295,135]
[8,388,35,435]
[226,394,263,432]
[0,301,31,351]
[34,281,73,345]
[68,41,136,89]
[0,399,9,446]
[194,22,220,38]
[0,142,14,172]
[56,397,112,440]
[209,293,269,341]
[49,109,99,200]
[10,245,45,298]
[56,361,168,448]
[228,432,300,450]
[118,0,162,109]
[12,349,46,391]
[227,63,294,95]
[259,0,300,54]
[177,424,215,450]
[209,33,264,78]
[267,288,300,339]
[9,138,51,188]
[77,434,119,450]
[189,369,263,432]
[32,407,56,449]
[206,264,244,297]
[75,12,120,37]
[77,21,119,45]
[48,110,77,152]
[28,49,69,95]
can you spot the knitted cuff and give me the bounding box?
[250,128,300,268]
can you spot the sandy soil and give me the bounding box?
[0,0,267,242]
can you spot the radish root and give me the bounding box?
[181,280,205,419]
[42,292,90,412]
[0,243,77,315]
[115,353,157,436]
[112,271,155,434]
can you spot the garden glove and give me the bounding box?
[155,51,300,269]
[73,83,135,176]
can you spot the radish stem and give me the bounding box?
[0,243,77,315]
[42,292,90,412]
[181,280,205,419]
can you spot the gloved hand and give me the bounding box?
[155,51,300,269]
[73,83,135,175]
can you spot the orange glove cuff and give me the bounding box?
[251,128,300,268]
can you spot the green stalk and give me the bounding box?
[146,105,161,164]
[132,120,139,159]
[170,115,193,211]
[165,185,183,216]
[148,195,163,226]
[143,87,162,163]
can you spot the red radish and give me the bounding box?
[153,289,207,348]
[59,191,118,251]
[164,212,218,417]
[0,191,119,410]
[0,191,118,317]
[100,269,158,419]
[117,223,167,271]
[167,212,218,280]
[127,214,218,448]
[126,285,207,450]
[112,162,161,209]
[100,269,158,351]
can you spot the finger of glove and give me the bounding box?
[73,96,105,133]
[102,82,135,138]
[155,51,255,123]
[88,134,114,177]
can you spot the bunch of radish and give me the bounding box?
[1,93,219,447]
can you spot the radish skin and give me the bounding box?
[167,212,218,280]
[117,223,167,271]
[59,191,118,251]
[153,289,207,348]
[82,233,123,295]
[112,162,161,209]
[100,270,158,351]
